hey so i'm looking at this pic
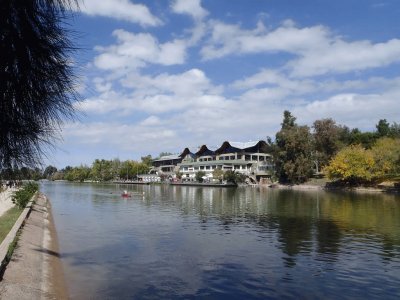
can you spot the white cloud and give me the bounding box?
[122,68,215,96]
[171,0,208,20]
[93,29,186,71]
[201,20,400,77]
[294,87,400,128]
[201,20,327,60]
[140,116,162,126]
[231,69,315,95]
[74,0,161,26]
[290,39,400,77]
[64,122,176,151]
[78,68,222,115]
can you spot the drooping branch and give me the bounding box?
[0,0,79,169]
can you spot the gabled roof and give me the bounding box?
[214,141,242,154]
[179,148,194,158]
[195,145,215,157]
[215,140,269,154]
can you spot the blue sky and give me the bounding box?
[46,0,400,168]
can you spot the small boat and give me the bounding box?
[121,190,131,197]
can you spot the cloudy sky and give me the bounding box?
[47,0,400,168]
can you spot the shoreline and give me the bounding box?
[265,183,400,194]
[45,196,69,299]
[0,194,68,299]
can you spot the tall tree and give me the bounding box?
[0,0,78,169]
[141,155,153,167]
[312,118,341,170]
[275,111,314,183]
[43,165,58,179]
[376,119,391,137]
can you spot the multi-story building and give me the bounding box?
[149,154,182,176]
[150,140,274,183]
[177,141,273,183]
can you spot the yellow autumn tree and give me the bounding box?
[371,137,400,178]
[324,144,375,183]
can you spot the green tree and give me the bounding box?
[212,168,224,182]
[195,171,206,182]
[158,152,173,158]
[43,165,58,179]
[141,155,153,167]
[346,128,377,149]
[312,118,341,171]
[376,119,390,137]
[0,0,78,169]
[90,159,113,181]
[223,170,245,183]
[275,111,314,183]
[389,122,400,138]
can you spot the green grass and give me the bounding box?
[0,206,23,244]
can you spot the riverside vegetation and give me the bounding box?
[0,182,38,245]
[1,111,399,188]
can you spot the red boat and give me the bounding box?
[121,190,131,197]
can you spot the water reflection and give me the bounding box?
[41,182,400,299]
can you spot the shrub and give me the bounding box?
[12,182,39,209]
[195,171,206,182]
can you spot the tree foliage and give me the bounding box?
[195,171,206,182]
[312,118,341,170]
[212,168,224,181]
[325,136,400,184]
[0,0,78,169]
[324,145,375,183]
[371,137,400,177]
[275,111,314,184]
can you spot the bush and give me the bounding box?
[224,170,240,183]
[12,182,38,209]
[195,171,206,182]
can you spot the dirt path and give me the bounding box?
[0,194,68,299]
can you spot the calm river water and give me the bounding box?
[41,182,400,299]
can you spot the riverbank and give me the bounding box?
[0,194,67,299]
[267,182,400,193]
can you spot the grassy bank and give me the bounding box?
[0,206,23,243]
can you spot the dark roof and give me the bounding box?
[195,145,215,157]
[179,148,194,158]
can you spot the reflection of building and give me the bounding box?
[137,174,161,182]
[151,140,274,183]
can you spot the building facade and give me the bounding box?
[177,141,273,183]
[150,141,274,183]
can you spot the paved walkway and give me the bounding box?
[0,194,66,299]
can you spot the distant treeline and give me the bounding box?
[1,111,399,185]
[0,157,153,183]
